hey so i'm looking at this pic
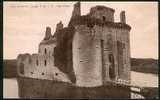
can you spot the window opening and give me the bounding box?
[44,60,47,66]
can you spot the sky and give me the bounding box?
[3,1,158,59]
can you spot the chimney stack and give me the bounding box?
[44,26,52,40]
[120,11,126,24]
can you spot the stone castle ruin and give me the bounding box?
[17,2,131,87]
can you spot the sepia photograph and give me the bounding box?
[3,1,158,99]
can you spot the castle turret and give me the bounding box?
[56,21,63,32]
[44,27,52,40]
[89,6,115,22]
[120,11,126,24]
[71,1,81,19]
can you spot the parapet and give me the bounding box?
[89,6,115,22]
[70,15,131,30]
[90,5,115,12]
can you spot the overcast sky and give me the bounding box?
[3,1,158,59]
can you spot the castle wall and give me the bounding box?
[72,24,131,87]
[39,44,56,55]
[17,48,71,83]
[17,2,131,92]
[17,76,131,98]
[101,27,119,83]
[89,6,114,22]
[115,28,131,83]
[73,25,103,87]
[101,26,130,84]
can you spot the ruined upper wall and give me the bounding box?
[43,27,52,40]
[71,1,81,19]
[17,53,71,83]
[70,15,131,30]
[89,6,115,22]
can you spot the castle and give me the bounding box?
[17,2,131,87]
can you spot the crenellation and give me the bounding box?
[90,6,115,22]
[17,2,131,88]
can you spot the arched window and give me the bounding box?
[44,60,47,66]
[45,48,47,54]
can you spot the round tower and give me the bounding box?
[72,25,103,87]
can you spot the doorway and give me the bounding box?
[108,54,116,80]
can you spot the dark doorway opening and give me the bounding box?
[117,41,124,78]
[44,60,47,66]
[36,60,39,66]
[45,48,47,54]
[108,54,116,80]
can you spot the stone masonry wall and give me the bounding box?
[39,44,55,56]
[89,6,115,22]
[72,23,131,87]
[73,25,103,87]
[101,26,119,83]
[17,76,131,98]
[17,43,71,83]
[114,28,131,83]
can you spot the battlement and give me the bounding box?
[89,5,115,22]
[70,15,131,30]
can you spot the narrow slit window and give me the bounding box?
[45,48,47,54]
[102,16,106,22]
[36,60,39,66]
[44,60,47,66]
[109,54,114,63]
[20,63,24,74]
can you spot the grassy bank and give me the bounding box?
[131,58,158,74]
